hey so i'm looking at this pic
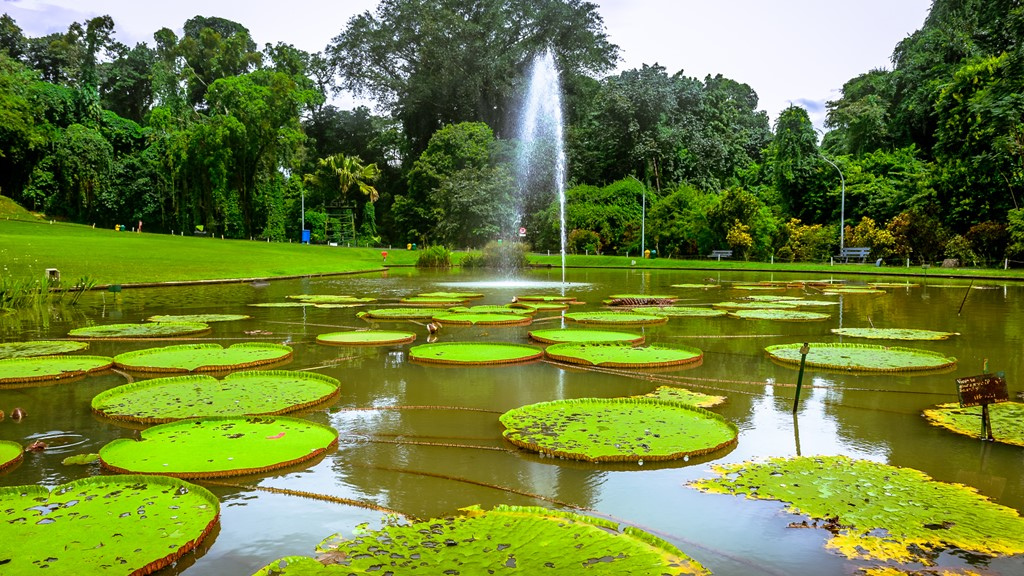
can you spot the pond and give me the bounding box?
[1,267,1022,575]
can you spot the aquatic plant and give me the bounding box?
[113,342,292,373]
[639,385,725,408]
[409,342,543,365]
[923,402,1024,446]
[528,328,645,345]
[564,311,668,325]
[0,440,22,472]
[729,309,831,321]
[147,314,252,323]
[316,330,416,346]
[545,343,703,368]
[359,308,440,320]
[253,505,709,575]
[765,342,957,372]
[0,355,113,385]
[500,397,736,462]
[0,340,88,359]
[69,321,211,339]
[431,312,532,326]
[831,328,959,341]
[0,475,219,574]
[690,456,1024,565]
[631,306,727,318]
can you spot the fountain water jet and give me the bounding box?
[516,48,568,291]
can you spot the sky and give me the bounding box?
[3,0,932,131]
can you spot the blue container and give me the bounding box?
[301,229,311,244]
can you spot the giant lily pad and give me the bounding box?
[418,291,484,299]
[639,385,725,408]
[316,330,416,346]
[545,343,703,368]
[69,322,210,339]
[831,328,959,341]
[0,475,219,574]
[0,440,22,472]
[821,287,886,295]
[398,296,468,306]
[359,308,440,320]
[689,455,1024,565]
[564,311,668,325]
[249,302,312,308]
[410,342,542,365]
[631,306,727,318]
[100,416,338,478]
[91,370,341,424]
[0,340,89,359]
[0,355,113,385]
[528,328,645,345]
[510,301,571,311]
[729,309,831,321]
[288,295,376,304]
[712,301,797,310]
[113,342,292,373]
[670,283,719,289]
[447,304,534,315]
[500,397,736,462]
[147,314,251,323]
[923,402,1024,446]
[765,342,956,372]
[431,312,532,326]
[515,294,576,302]
[254,505,708,575]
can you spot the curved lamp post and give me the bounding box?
[819,154,846,252]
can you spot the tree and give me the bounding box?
[177,16,261,108]
[825,70,895,155]
[770,105,829,223]
[304,153,382,204]
[99,42,155,122]
[328,0,618,153]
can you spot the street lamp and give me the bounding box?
[819,154,846,252]
[629,175,646,256]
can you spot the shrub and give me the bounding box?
[477,241,530,270]
[1006,209,1024,261]
[966,221,1008,263]
[776,218,837,262]
[726,220,753,260]
[944,234,977,265]
[416,245,452,268]
[844,216,895,259]
[567,229,601,254]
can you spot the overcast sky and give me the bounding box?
[3,0,931,130]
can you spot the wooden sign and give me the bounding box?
[956,373,1009,408]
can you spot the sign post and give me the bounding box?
[955,373,1008,441]
[792,343,810,414]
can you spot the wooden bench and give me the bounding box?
[836,246,870,262]
[708,250,733,260]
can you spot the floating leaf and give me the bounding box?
[360,308,441,320]
[113,342,292,373]
[510,301,570,311]
[409,342,543,365]
[822,287,887,295]
[514,294,576,302]
[564,311,668,325]
[0,475,219,574]
[147,314,251,323]
[923,402,1024,446]
[765,342,956,372]
[729,309,831,321]
[316,330,416,346]
[786,299,840,307]
[0,355,113,386]
[92,370,340,423]
[288,295,376,304]
[0,340,89,359]
[638,385,725,408]
[69,322,210,339]
[689,456,1024,564]
[501,397,736,462]
[254,505,708,575]
[608,293,678,300]
[670,283,720,289]
[431,312,532,326]
[249,302,312,308]
[447,304,534,315]
[528,328,645,345]
[545,343,703,368]
[398,296,468,306]
[0,440,23,472]
[418,291,484,299]
[631,306,728,318]
[712,301,797,310]
[100,416,338,478]
[61,453,99,465]
[868,282,919,288]
[740,295,803,302]
[831,328,959,341]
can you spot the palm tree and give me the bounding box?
[304,153,381,203]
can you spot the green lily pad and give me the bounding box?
[787,299,840,307]
[0,440,23,472]
[630,306,728,318]
[639,385,725,408]
[689,456,1024,564]
[100,416,338,478]
[821,287,887,295]
[399,296,468,306]
[418,291,484,299]
[733,284,784,290]
[564,311,668,325]
[410,342,543,365]
[69,322,211,339]
[923,402,1024,446]
[0,475,219,574]
[500,397,736,462]
[0,340,89,359]
[712,301,797,310]
[249,302,312,308]
[869,282,919,288]
[113,342,293,373]
[729,309,831,321]
[61,453,99,465]
[765,342,957,372]
[740,295,803,302]
[545,343,703,368]
[447,304,534,315]
[0,355,113,385]
[254,505,709,575]
[316,330,416,346]
[147,314,252,323]
[431,312,532,326]
[360,308,441,320]
[515,294,576,302]
[288,295,376,304]
[831,328,959,341]
[91,370,341,423]
[608,293,678,300]
[670,283,719,289]
[528,328,645,345]
[511,301,570,311]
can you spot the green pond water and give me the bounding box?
[1,267,1022,575]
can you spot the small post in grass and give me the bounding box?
[792,342,810,414]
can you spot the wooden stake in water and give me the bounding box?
[792,342,810,414]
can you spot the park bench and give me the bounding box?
[836,246,870,262]
[708,249,733,260]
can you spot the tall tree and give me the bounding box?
[770,105,829,223]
